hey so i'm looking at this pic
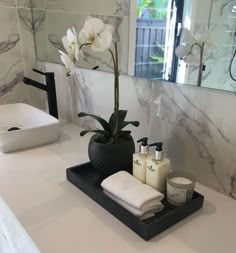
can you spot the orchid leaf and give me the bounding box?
[118,130,131,137]
[80,129,110,138]
[78,111,139,144]
[120,121,140,130]
[109,110,127,127]
[78,112,112,133]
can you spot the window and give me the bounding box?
[134,0,184,81]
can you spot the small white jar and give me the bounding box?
[167,171,196,206]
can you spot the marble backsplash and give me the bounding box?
[44,62,236,200]
[0,1,43,107]
[148,81,236,199]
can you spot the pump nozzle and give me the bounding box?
[150,142,163,151]
[137,137,148,146]
[137,137,149,155]
[150,142,164,161]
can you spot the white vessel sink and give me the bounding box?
[0,103,60,153]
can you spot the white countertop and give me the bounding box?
[0,123,235,253]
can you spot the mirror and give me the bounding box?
[31,0,130,74]
[32,0,236,92]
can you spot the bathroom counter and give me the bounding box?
[0,123,235,253]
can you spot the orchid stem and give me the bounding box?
[114,42,119,143]
[108,43,119,143]
[197,42,205,87]
[79,43,92,50]
[80,42,120,143]
[184,42,204,87]
[108,48,117,116]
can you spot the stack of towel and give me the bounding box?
[101,171,164,220]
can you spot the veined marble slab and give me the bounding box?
[0,6,28,105]
[149,80,236,199]
[0,197,40,253]
[0,3,44,108]
[45,0,126,16]
[0,0,16,7]
[17,0,45,9]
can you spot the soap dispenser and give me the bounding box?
[146,142,171,193]
[133,137,151,183]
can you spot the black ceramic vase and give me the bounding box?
[88,134,135,178]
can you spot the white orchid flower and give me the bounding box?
[175,27,215,66]
[194,28,215,49]
[180,28,195,45]
[175,44,191,58]
[62,27,79,61]
[176,28,195,62]
[78,17,115,52]
[59,50,75,76]
[185,54,200,66]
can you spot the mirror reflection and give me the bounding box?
[32,0,236,92]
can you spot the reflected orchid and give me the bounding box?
[62,27,79,60]
[175,27,215,66]
[175,44,191,58]
[194,29,215,49]
[59,27,79,76]
[180,28,195,45]
[59,50,75,76]
[175,27,215,87]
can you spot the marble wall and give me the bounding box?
[0,0,43,107]
[32,0,130,74]
[44,61,236,200]
[148,81,236,199]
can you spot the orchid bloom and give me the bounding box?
[62,27,79,60]
[175,28,215,66]
[78,17,114,52]
[59,17,123,141]
[59,50,75,76]
[59,27,79,76]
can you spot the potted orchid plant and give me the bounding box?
[175,28,215,87]
[59,17,139,177]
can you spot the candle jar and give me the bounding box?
[167,171,196,206]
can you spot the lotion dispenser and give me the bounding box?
[146,142,170,193]
[133,137,151,183]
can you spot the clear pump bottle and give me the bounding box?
[133,137,151,183]
[146,142,171,193]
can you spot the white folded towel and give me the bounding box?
[104,190,164,220]
[101,171,164,211]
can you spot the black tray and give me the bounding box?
[66,162,204,241]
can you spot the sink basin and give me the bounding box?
[0,103,60,153]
